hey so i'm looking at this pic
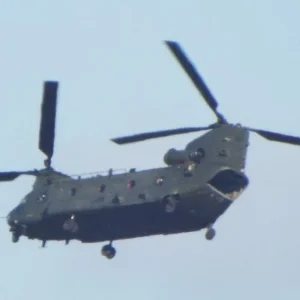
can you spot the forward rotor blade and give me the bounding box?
[111,126,210,145]
[165,40,226,123]
[39,81,59,163]
[0,172,22,182]
[248,128,300,146]
[0,170,37,182]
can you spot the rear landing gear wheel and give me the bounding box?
[205,227,216,241]
[101,243,116,259]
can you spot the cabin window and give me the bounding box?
[156,177,164,185]
[70,188,76,196]
[127,180,135,189]
[138,193,146,200]
[98,184,106,192]
[112,195,120,204]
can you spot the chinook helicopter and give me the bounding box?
[2,40,300,259]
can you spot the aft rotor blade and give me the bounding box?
[248,128,300,146]
[39,81,59,164]
[165,40,226,124]
[111,126,210,145]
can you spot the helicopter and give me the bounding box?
[2,40,300,260]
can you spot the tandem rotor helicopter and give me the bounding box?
[2,40,300,259]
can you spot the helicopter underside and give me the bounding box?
[15,199,228,245]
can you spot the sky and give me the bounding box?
[1,0,300,299]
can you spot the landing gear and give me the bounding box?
[205,225,216,241]
[63,215,79,233]
[12,231,19,243]
[101,242,116,259]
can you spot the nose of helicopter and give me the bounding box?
[6,210,17,227]
[6,205,22,227]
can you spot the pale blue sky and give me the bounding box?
[1,1,300,299]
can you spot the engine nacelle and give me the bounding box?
[163,148,190,166]
[164,147,206,166]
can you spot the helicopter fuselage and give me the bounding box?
[4,39,300,259]
[7,125,250,245]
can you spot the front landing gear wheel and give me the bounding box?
[12,232,19,243]
[101,244,116,259]
[205,227,216,241]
